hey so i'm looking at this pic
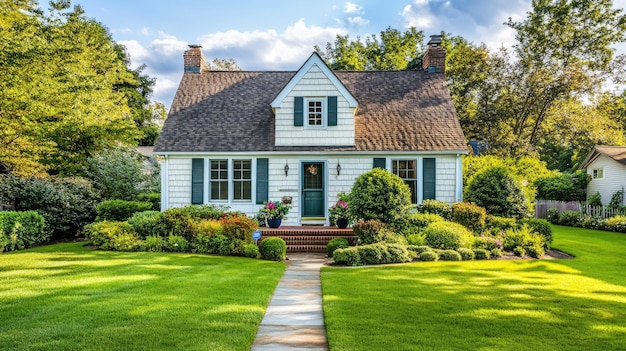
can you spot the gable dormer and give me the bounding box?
[271,53,358,147]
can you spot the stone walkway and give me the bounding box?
[251,253,328,351]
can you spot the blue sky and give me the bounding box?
[73,0,626,109]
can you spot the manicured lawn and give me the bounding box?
[0,242,285,351]
[322,225,626,351]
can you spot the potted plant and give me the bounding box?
[329,200,350,228]
[259,201,291,228]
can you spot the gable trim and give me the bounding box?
[270,52,358,109]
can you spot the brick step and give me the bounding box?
[272,235,357,246]
[286,245,327,253]
[259,227,357,252]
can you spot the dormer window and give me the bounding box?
[307,98,325,127]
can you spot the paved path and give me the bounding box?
[251,253,328,351]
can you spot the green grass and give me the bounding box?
[322,225,626,351]
[0,242,285,351]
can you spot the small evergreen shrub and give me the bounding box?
[141,235,166,252]
[526,244,544,258]
[456,248,475,261]
[333,247,361,266]
[408,245,432,255]
[419,250,438,261]
[84,221,133,250]
[127,211,166,238]
[513,246,526,257]
[385,244,413,263]
[352,219,386,245]
[586,192,602,207]
[357,244,386,265]
[208,234,233,256]
[181,204,229,220]
[502,225,535,251]
[423,221,474,250]
[406,233,425,246]
[518,218,553,248]
[243,244,259,258]
[547,208,560,224]
[166,235,189,252]
[472,235,503,251]
[485,215,517,231]
[327,238,350,257]
[162,208,195,240]
[259,237,286,261]
[192,232,212,254]
[219,214,257,244]
[404,212,446,230]
[137,193,161,211]
[416,199,452,220]
[0,211,48,251]
[348,168,412,223]
[381,230,408,245]
[473,248,490,260]
[96,200,153,222]
[110,232,141,251]
[464,166,529,219]
[452,202,486,232]
[490,248,503,258]
[559,210,582,227]
[439,249,462,261]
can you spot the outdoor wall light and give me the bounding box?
[336,162,342,176]
[284,163,289,176]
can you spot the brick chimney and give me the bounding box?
[183,45,210,73]
[422,35,445,73]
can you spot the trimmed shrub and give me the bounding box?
[163,208,195,240]
[407,245,432,255]
[526,244,544,258]
[110,232,141,251]
[208,234,234,256]
[452,202,486,232]
[464,166,529,219]
[141,235,166,252]
[381,230,408,245]
[127,211,166,238]
[137,193,161,211]
[419,250,438,261]
[193,232,212,254]
[472,235,503,251]
[243,244,259,258]
[357,244,386,265]
[513,246,526,257]
[485,215,517,232]
[518,218,553,248]
[473,248,490,260]
[558,210,582,227]
[502,225,534,251]
[327,238,350,257]
[182,204,229,221]
[219,214,257,244]
[416,200,452,220]
[0,211,48,251]
[333,247,361,266]
[534,172,587,202]
[385,244,413,264]
[348,168,412,223]
[580,215,604,230]
[96,200,153,222]
[84,221,133,250]
[259,237,286,261]
[439,249,462,261]
[547,208,560,224]
[456,248,475,261]
[423,222,474,250]
[166,235,189,252]
[490,248,503,258]
[352,219,386,245]
[406,233,425,246]
[604,215,626,233]
[397,212,446,235]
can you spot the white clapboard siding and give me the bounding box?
[586,154,626,206]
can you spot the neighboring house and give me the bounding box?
[579,146,626,206]
[154,35,468,225]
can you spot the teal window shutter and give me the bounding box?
[256,158,269,204]
[294,97,303,126]
[327,96,337,126]
[373,158,386,169]
[423,158,436,200]
[191,158,204,204]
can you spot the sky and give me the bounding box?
[72,0,626,110]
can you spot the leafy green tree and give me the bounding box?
[464,166,529,219]
[348,168,411,223]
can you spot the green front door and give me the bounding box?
[302,162,324,218]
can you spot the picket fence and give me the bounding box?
[535,200,626,219]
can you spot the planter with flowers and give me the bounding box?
[259,201,291,228]
[329,200,350,228]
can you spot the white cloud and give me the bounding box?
[118,40,150,61]
[348,16,370,26]
[151,32,189,56]
[344,2,363,14]
[401,1,436,29]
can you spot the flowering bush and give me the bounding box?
[329,200,349,222]
[259,201,290,220]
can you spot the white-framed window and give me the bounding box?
[306,98,325,127]
[393,159,417,204]
[233,159,252,201]
[210,160,228,201]
[592,168,604,179]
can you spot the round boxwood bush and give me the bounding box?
[128,211,166,238]
[439,249,462,261]
[333,247,361,266]
[259,237,286,261]
[473,248,490,260]
[464,166,528,219]
[243,244,259,258]
[327,238,349,257]
[456,248,475,261]
[348,168,411,224]
[452,202,486,233]
[423,222,474,250]
[419,250,438,261]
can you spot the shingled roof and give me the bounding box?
[580,146,626,169]
[154,67,467,153]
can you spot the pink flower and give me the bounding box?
[266,202,276,210]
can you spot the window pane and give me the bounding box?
[233,159,251,200]
[393,159,417,204]
[210,160,228,200]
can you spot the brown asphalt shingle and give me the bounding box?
[154,69,467,153]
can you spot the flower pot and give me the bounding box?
[336,217,349,228]
[267,218,282,228]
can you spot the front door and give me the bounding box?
[302,162,324,218]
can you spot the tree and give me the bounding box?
[348,168,411,223]
[464,166,529,219]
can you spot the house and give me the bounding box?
[154,35,468,225]
[579,146,626,206]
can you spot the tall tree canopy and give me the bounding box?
[0,0,164,176]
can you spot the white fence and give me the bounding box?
[535,200,626,219]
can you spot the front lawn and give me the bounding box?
[322,225,626,350]
[0,242,285,351]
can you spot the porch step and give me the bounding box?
[260,226,357,253]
